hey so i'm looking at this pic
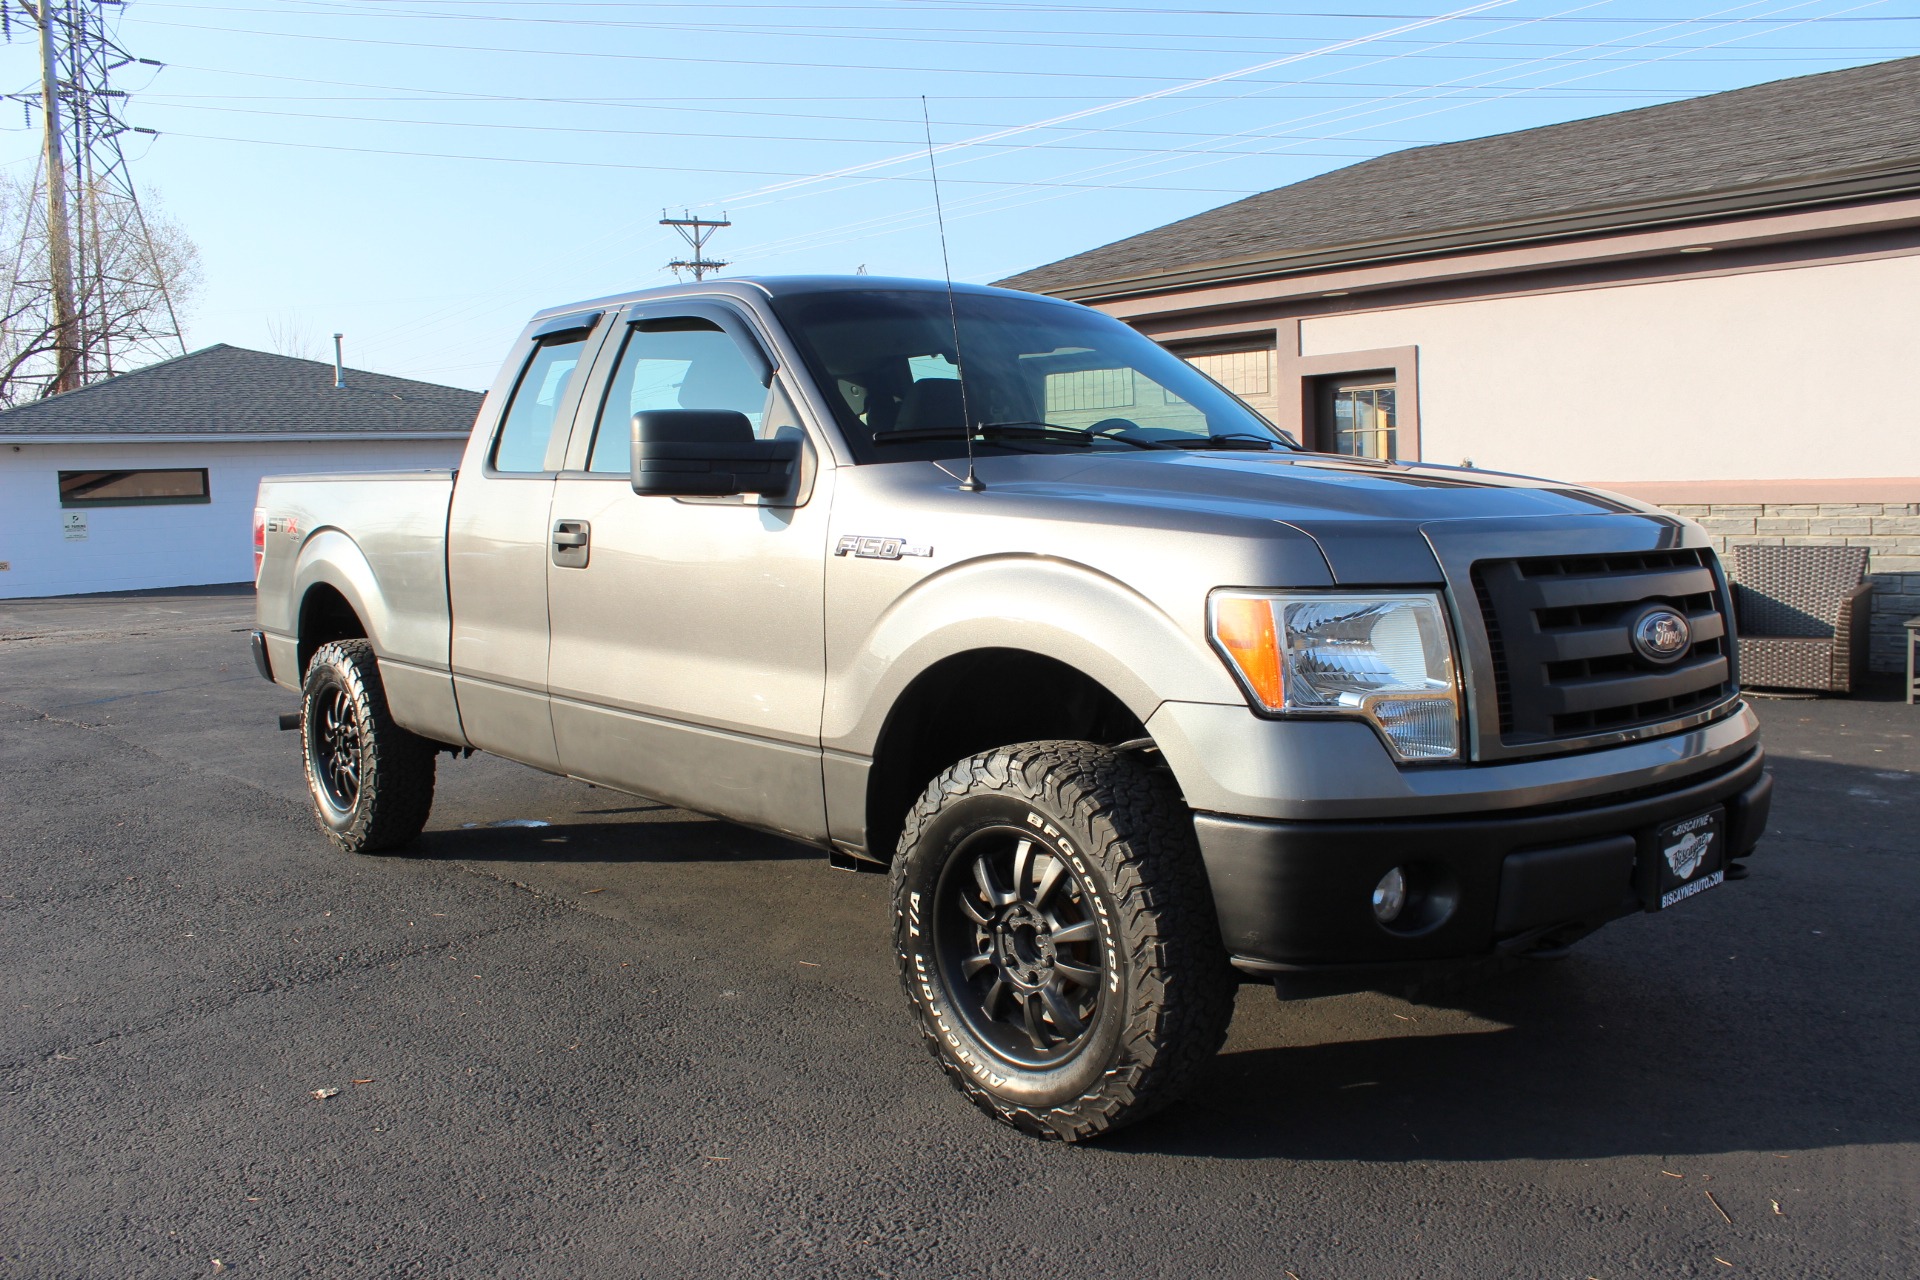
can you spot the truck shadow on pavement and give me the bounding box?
[407,815,819,865]
[1121,960,1903,1164]
[1114,751,1917,1162]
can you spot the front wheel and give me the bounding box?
[892,741,1236,1141]
[301,638,436,854]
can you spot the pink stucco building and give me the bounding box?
[1002,56,1920,671]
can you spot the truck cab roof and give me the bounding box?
[528,274,1060,323]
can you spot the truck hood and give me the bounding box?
[969,450,1678,583]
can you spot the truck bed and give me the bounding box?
[254,470,457,721]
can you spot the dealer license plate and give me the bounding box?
[1650,809,1725,910]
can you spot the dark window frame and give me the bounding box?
[1311,370,1399,460]
[58,467,211,508]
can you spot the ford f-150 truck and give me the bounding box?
[252,276,1770,1141]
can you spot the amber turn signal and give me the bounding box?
[1211,595,1285,710]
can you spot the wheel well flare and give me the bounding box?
[865,649,1148,861]
[297,584,368,675]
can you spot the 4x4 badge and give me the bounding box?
[836,535,932,560]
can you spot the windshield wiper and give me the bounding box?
[871,421,1167,449]
[1165,432,1293,451]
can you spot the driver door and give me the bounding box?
[544,302,834,842]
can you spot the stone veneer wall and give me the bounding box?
[1662,502,1920,674]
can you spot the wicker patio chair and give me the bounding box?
[1731,544,1873,693]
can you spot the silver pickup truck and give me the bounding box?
[252,275,1770,1141]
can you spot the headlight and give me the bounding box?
[1209,591,1462,761]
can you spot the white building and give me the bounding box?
[0,345,478,599]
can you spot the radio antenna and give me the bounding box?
[922,96,982,493]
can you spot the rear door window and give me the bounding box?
[492,337,589,473]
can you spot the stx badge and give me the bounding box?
[835,535,933,561]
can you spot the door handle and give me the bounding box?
[552,520,589,549]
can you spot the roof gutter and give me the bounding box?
[1025,161,1920,304]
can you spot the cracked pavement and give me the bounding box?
[1,586,1916,1278]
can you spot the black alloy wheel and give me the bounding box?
[311,684,363,812]
[893,740,1237,1142]
[934,823,1109,1069]
[300,638,437,855]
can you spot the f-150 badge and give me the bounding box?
[836,535,932,560]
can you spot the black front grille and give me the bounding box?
[1473,548,1735,749]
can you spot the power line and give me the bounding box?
[128,0,1920,53]
[905,0,1897,194]
[139,0,1920,18]
[127,10,1910,69]
[355,0,1727,346]
[702,0,1868,268]
[352,10,1531,352]
[126,94,1502,142]
[642,1,1576,269]
[156,60,1716,99]
[698,0,1525,205]
[1129,0,1905,189]
[697,0,1592,221]
[156,130,1269,191]
[139,100,1411,159]
[143,13,1645,82]
[927,0,1902,276]
[290,0,1907,359]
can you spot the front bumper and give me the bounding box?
[1148,698,1760,821]
[1195,745,1770,981]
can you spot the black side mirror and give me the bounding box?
[630,410,800,497]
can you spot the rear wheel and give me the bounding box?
[301,638,436,854]
[892,741,1236,1141]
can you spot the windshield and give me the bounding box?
[767,287,1295,463]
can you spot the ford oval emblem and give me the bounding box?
[1632,607,1692,663]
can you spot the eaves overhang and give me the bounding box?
[1031,160,1920,305]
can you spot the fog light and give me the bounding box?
[1372,867,1408,924]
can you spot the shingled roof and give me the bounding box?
[999,55,1920,300]
[0,344,482,440]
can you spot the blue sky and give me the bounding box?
[3,0,1916,388]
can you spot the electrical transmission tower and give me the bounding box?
[660,210,730,281]
[4,0,184,399]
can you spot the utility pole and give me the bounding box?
[31,1,79,394]
[660,210,730,281]
[6,0,183,401]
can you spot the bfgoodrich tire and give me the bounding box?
[892,740,1236,1141]
[301,638,436,854]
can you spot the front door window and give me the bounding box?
[587,317,772,473]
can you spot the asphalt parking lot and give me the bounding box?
[2,586,1916,1279]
